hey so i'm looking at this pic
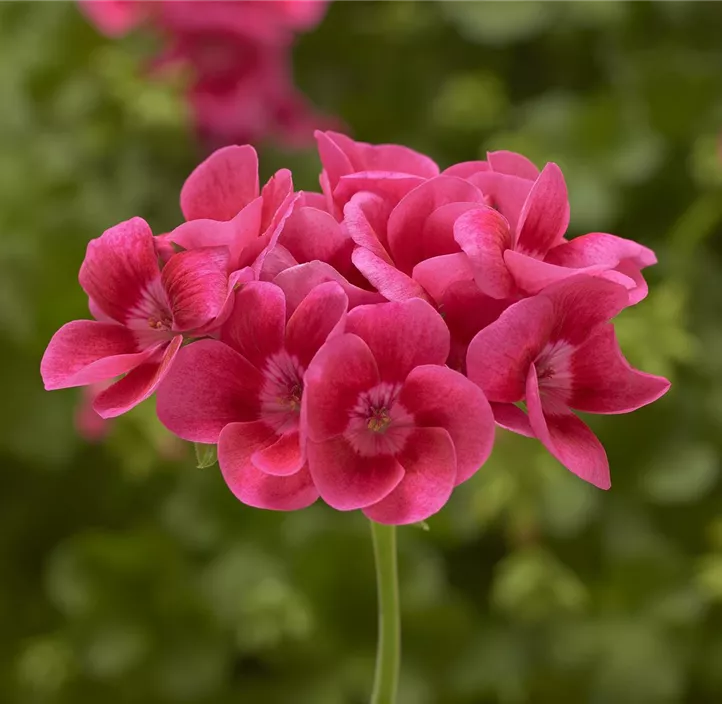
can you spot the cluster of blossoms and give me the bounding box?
[81,0,333,147]
[41,132,670,524]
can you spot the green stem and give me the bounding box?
[369,520,401,704]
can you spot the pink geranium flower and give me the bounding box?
[155,281,348,511]
[41,218,232,418]
[453,161,655,303]
[466,277,670,489]
[303,298,495,524]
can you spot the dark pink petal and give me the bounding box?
[441,280,511,371]
[273,261,383,311]
[220,422,318,510]
[180,145,259,222]
[442,161,490,178]
[303,333,380,441]
[79,217,160,325]
[259,243,299,281]
[412,253,475,304]
[41,320,155,390]
[542,276,630,346]
[155,339,263,442]
[614,260,649,305]
[221,282,286,369]
[161,247,230,331]
[466,295,555,402]
[454,207,516,299]
[491,402,534,438]
[260,168,294,234]
[363,427,456,524]
[526,364,610,489]
[569,323,670,414]
[387,176,484,274]
[251,431,304,477]
[344,191,393,262]
[247,193,300,278]
[545,232,657,270]
[93,335,182,418]
[307,435,404,510]
[399,365,494,485]
[467,171,533,235]
[352,249,429,302]
[346,299,449,383]
[299,192,328,210]
[285,281,348,368]
[280,206,353,270]
[354,142,439,178]
[487,150,539,179]
[515,163,570,256]
[504,249,616,295]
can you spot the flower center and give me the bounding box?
[367,407,391,433]
[535,339,575,411]
[259,352,304,434]
[147,314,172,331]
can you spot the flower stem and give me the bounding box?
[369,520,400,704]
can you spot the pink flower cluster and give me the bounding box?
[80,0,332,147]
[41,132,670,524]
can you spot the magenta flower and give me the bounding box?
[155,281,348,510]
[41,218,232,418]
[303,298,495,524]
[466,277,670,489]
[453,162,655,303]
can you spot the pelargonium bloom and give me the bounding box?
[466,276,670,489]
[453,161,655,303]
[156,281,348,510]
[41,218,232,417]
[303,298,495,524]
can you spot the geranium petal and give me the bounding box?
[487,150,540,179]
[491,402,534,438]
[569,323,670,414]
[251,431,304,476]
[363,427,456,524]
[280,206,354,270]
[466,294,555,403]
[307,435,404,510]
[78,217,160,325]
[412,253,475,304]
[155,339,263,442]
[93,335,182,418]
[344,191,393,262]
[526,363,611,489]
[346,298,449,383]
[352,248,429,302]
[180,145,259,222]
[399,365,494,484]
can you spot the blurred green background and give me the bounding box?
[2,1,722,702]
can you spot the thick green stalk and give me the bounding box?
[369,520,401,704]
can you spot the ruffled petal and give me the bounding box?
[251,431,304,477]
[352,248,430,302]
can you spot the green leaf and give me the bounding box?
[194,443,217,469]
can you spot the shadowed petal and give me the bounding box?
[41,320,158,390]
[526,364,611,489]
[162,247,230,331]
[399,365,494,484]
[344,191,393,262]
[79,217,160,325]
[156,339,263,442]
[180,145,259,222]
[280,206,353,270]
[466,295,554,402]
[412,253,475,304]
[491,402,534,438]
[346,299,449,383]
[307,435,404,510]
[466,171,532,235]
[285,281,348,368]
[221,282,286,369]
[569,323,671,414]
[93,335,182,418]
[363,427,456,524]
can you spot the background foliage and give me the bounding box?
[2,2,722,702]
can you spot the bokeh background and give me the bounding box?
[2,2,722,702]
